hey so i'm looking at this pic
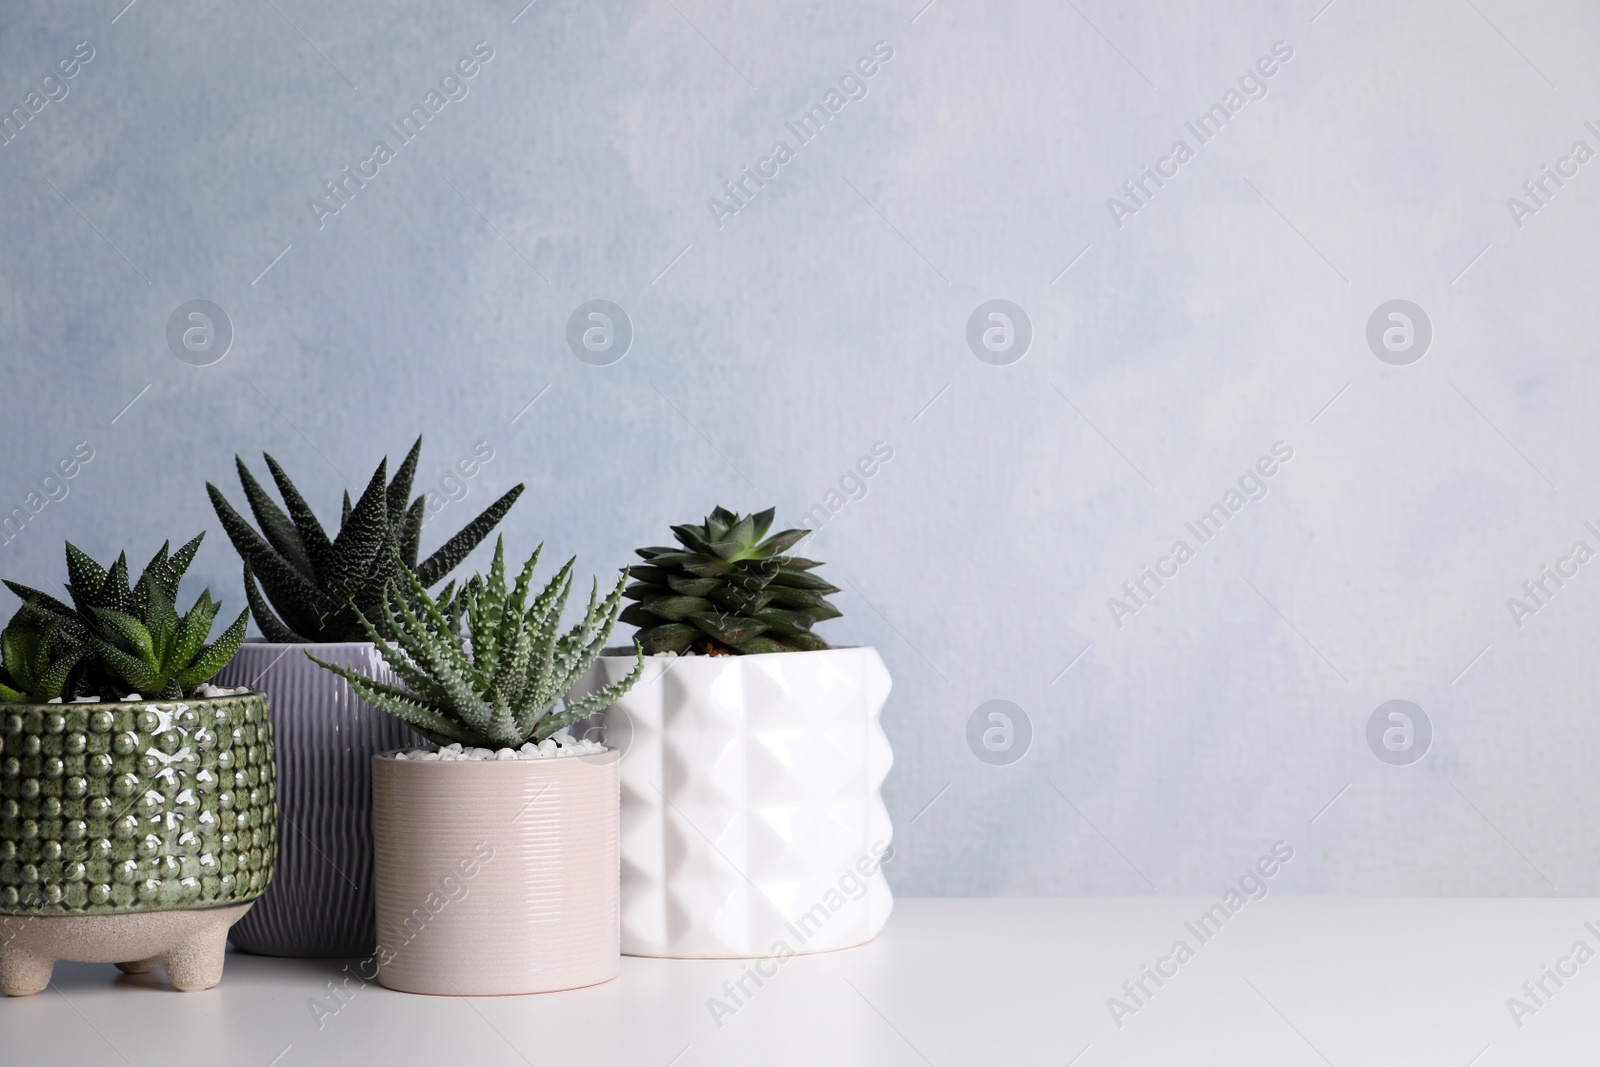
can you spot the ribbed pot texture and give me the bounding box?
[568,646,894,959]
[371,752,620,996]
[215,640,421,957]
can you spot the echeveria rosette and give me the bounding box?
[308,537,643,750]
[206,435,523,643]
[620,506,842,655]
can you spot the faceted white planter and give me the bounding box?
[569,646,893,958]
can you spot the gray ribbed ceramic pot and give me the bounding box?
[214,640,421,957]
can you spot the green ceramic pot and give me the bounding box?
[0,694,277,916]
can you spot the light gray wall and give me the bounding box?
[2,0,1597,896]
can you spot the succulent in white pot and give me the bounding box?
[312,537,642,995]
[570,507,893,959]
[206,437,521,957]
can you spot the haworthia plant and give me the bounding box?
[309,537,643,749]
[0,616,89,702]
[621,506,842,654]
[206,436,523,642]
[2,535,249,701]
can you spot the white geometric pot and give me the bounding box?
[569,646,893,958]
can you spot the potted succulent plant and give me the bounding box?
[205,437,521,957]
[309,538,642,995]
[568,507,893,959]
[0,536,274,994]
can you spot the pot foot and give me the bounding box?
[0,947,54,997]
[162,925,229,991]
[115,957,161,975]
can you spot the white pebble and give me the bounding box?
[46,697,62,704]
[122,693,142,702]
[386,734,609,762]
[71,696,100,703]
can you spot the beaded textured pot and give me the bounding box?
[0,694,277,915]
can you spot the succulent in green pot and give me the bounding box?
[4,535,248,701]
[4,537,248,703]
[310,538,642,995]
[0,537,275,995]
[568,505,893,959]
[620,506,842,655]
[202,436,523,958]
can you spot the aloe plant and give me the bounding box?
[309,538,642,749]
[206,436,523,642]
[620,506,842,654]
[2,535,248,701]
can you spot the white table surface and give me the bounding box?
[7,898,1598,1065]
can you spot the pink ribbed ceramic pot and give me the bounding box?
[370,750,619,996]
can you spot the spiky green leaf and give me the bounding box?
[63,543,108,613]
[208,481,333,635]
[769,569,841,592]
[241,561,301,642]
[784,631,831,652]
[665,575,721,597]
[414,483,524,588]
[749,507,776,541]
[686,611,767,646]
[733,635,788,654]
[235,458,315,580]
[388,437,422,527]
[322,460,391,603]
[93,640,162,693]
[399,496,425,570]
[636,623,697,654]
[263,453,336,581]
[88,607,155,665]
[175,608,249,688]
[754,528,809,557]
[171,590,219,671]
[750,608,819,638]
[618,603,657,629]
[640,595,712,622]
